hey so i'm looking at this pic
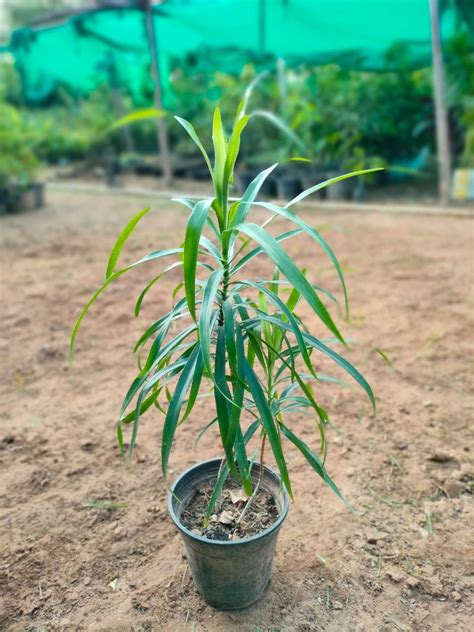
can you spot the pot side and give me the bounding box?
[168,458,290,610]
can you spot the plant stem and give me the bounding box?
[237,434,266,524]
[217,248,230,325]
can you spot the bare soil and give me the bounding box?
[0,190,473,631]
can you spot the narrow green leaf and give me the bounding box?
[224,114,249,190]
[250,110,306,153]
[161,344,201,474]
[234,223,344,344]
[181,349,204,422]
[184,198,214,320]
[244,313,375,410]
[110,107,164,130]
[106,207,152,279]
[134,261,183,317]
[230,163,278,230]
[116,422,125,456]
[212,107,227,196]
[198,269,223,377]
[255,201,349,317]
[194,417,218,449]
[134,297,188,352]
[124,357,188,454]
[120,387,160,424]
[287,168,383,207]
[122,329,196,416]
[233,293,266,369]
[244,360,293,499]
[70,247,182,359]
[279,423,352,510]
[214,326,238,477]
[231,228,302,274]
[241,281,316,378]
[175,116,213,177]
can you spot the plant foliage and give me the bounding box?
[70,92,379,507]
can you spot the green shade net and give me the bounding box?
[5,0,468,106]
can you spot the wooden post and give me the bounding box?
[429,0,451,205]
[142,0,173,186]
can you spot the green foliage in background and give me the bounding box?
[23,87,125,164]
[0,102,37,189]
[0,29,472,178]
[445,32,474,167]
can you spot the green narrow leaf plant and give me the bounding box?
[70,91,380,519]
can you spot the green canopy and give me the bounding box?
[5,0,468,105]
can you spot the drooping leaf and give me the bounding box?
[175,116,213,177]
[254,201,349,316]
[214,326,238,477]
[244,360,293,499]
[244,312,375,410]
[287,168,383,207]
[234,223,344,343]
[231,228,303,274]
[161,344,201,474]
[240,281,316,378]
[279,422,352,510]
[110,107,164,130]
[229,163,278,230]
[69,247,183,359]
[106,207,152,279]
[198,269,223,377]
[183,198,214,320]
[250,110,306,153]
[134,261,183,317]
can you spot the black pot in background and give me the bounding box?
[324,171,355,201]
[299,168,330,200]
[234,169,257,194]
[185,166,212,181]
[257,175,276,199]
[32,182,45,208]
[168,458,290,610]
[105,158,121,188]
[235,168,277,198]
[0,182,45,214]
[276,174,302,200]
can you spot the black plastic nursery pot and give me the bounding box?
[324,171,354,200]
[276,175,302,200]
[168,458,290,610]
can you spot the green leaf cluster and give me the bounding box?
[70,92,379,507]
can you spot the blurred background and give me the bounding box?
[0,0,473,210]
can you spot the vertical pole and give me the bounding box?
[142,0,173,186]
[429,0,451,205]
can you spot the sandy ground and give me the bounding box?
[0,190,473,631]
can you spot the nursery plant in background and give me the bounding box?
[70,91,379,610]
[0,99,40,213]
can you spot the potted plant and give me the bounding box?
[70,95,378,610]
[0,101,41,213]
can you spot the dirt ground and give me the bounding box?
[0,188,473,631]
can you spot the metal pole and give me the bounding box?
[429,0,451,205]
[142,0,173,186]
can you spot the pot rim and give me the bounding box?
[167,457,290,547]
